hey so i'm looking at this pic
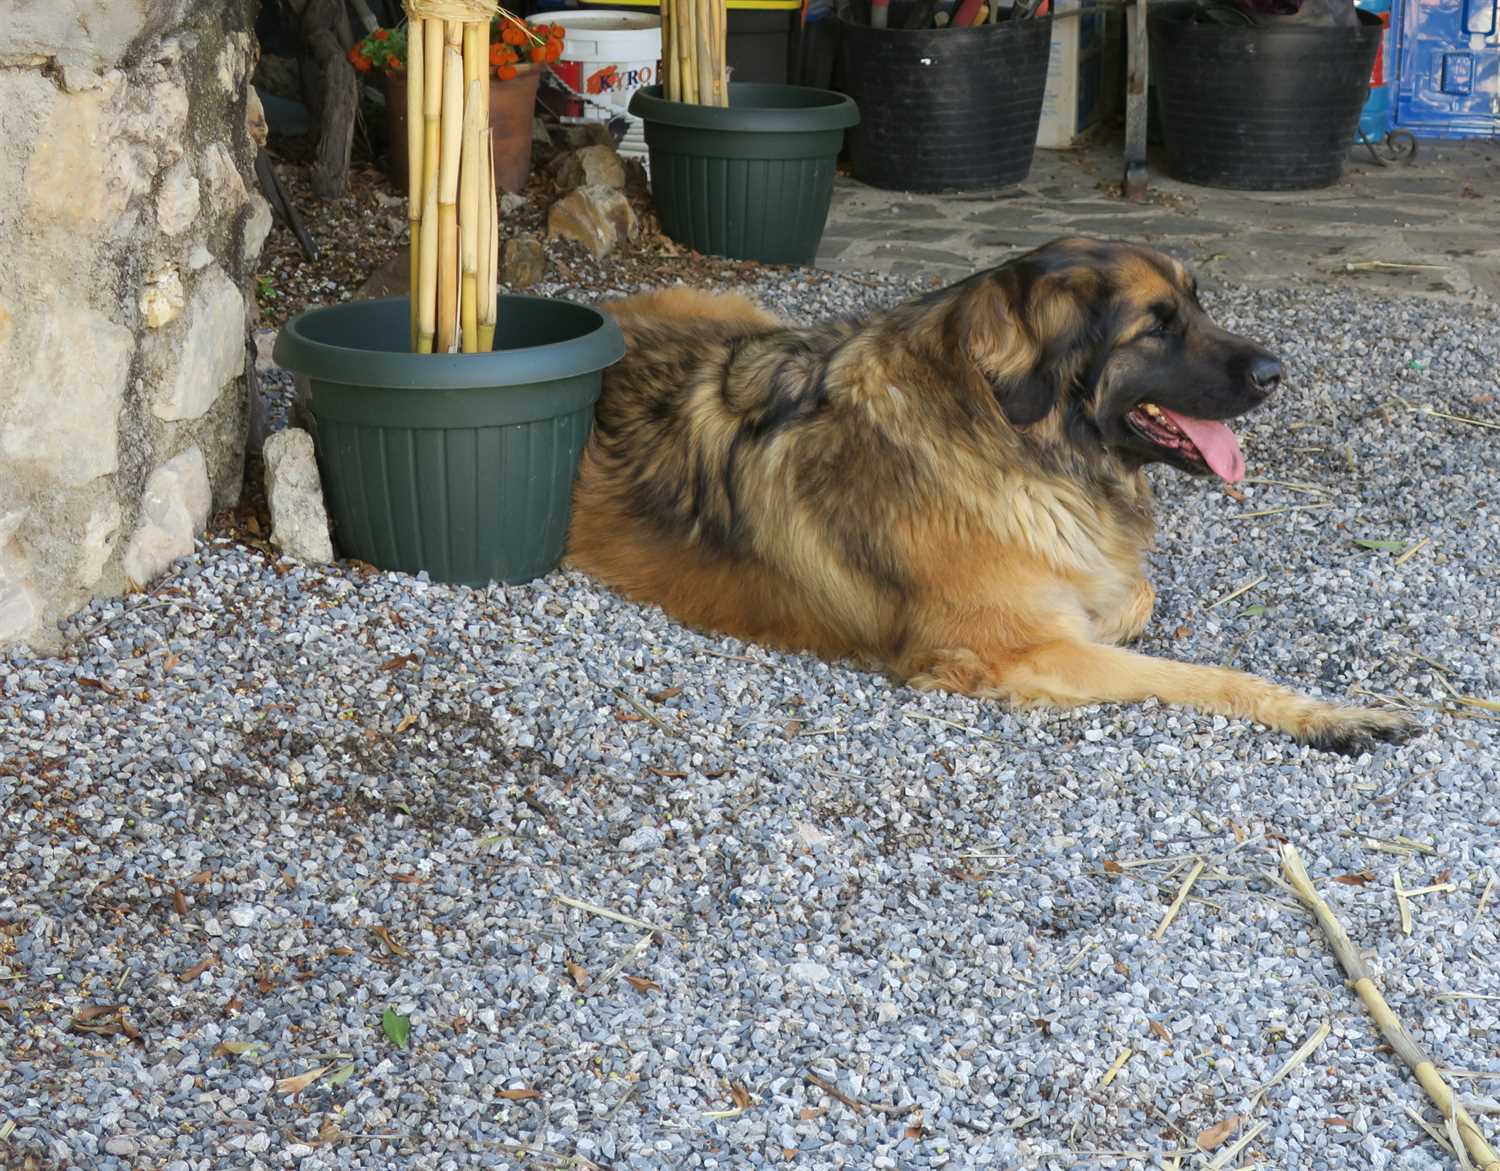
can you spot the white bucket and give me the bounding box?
[540,12,662,164]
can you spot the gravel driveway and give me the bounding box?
[3,272,1498,1171]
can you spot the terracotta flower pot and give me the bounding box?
[383,66,542,194]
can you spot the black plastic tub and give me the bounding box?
[839,12,1053,192]
[1149,7,1381,190]
[272,294,624,587]
[629,83,859,264]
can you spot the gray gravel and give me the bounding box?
[3,270,1499,1171]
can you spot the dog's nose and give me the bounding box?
[1250,355,1282,394]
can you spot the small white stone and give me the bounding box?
[262,429,333,564]
[104,1136,138,1157]
[619,825,664,852]
[245,1132,270,1154]
[203,917,224,938]
[228,906,256,928]
[876,1001,900,1024]
[788,960,833,986]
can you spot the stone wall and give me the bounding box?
[0,0,268,650]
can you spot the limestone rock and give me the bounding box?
[501,192,528,216]
[553,144,625,191]
[157,159,200,235]
[245,84,268,147]
[0,304,133,485]
[0,512,38,643]
[121,447,212,587]
[153,268,245,421]
[140,265,185,329]
[501,236,546,289]
[24,78,145,231]
[546,186,637,259]
[262,429,333,564]
[79,501,123,588]
[200,142,248,212]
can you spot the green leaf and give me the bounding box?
[1239,604,1267,618]
[328,1063,357,1086]
[382,1008,410,1049]
[1353,538,1406,552]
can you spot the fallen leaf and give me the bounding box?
[394,711,418,734]
[380,654,418,672]
[1174,625,1193,639]
[731,1083,753,1110]
[498,1087,543,1101]
[1149,1019,1172,1042]
[172,888,189,915]
[329,946,356,957]
[72,1003,122,1023]
[371,925,409,957]
[179,955,215,982]
[1103,860,1124,875]
[1325,1116,1350,1127]
[327,1063,356,1086]
[188,870,213,885]
[1435,868,1451,884]
[275,1065,332,1095]
[647,686,683,702]
[782,1149,797,1161]
[213,1040,261,1057]
[623,975,661,993]
[1353,538,1406,552]
[783,719,804,738]
[798,1106,825,1120]
[391,873,424,884]
[381,1008,410,1049]
[649,768,688,779]
[1333,872,1375,886]
[566,960,589,989]
[162,651,180,672]
[1197,1115,1241,1151]
[1239,603,1267,618]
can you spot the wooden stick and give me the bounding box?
[1280,845,1500,1171]
[436,21,464,353]
[697,0,714,111]
[659,0,672,99]
[680,0,698,104]
[459,74,483,354]
[1153,858,1205,941]
[477,134,495,352]
[406,15,425,350]
[417,18,444,354]
[717,0,728,105]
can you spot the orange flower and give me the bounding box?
[530,44,546,63]
[387,54,403,71]
[489,42,505,65]
[503,23,525,45]
[546,41,562,61]
[549,24,565,40]
[497,63,518,81]
[374,27,390,40]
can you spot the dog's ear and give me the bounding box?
[952,264,1096,428]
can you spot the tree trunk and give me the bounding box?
[300,0,359,198]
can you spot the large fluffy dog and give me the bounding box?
[566,238,1413,753]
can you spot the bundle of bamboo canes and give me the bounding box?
[404,0,504,354]
[658,0,728,105]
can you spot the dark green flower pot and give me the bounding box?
[629,83,860,265]
[271,295,624,587]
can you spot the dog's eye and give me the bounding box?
[1143,320,1172,339]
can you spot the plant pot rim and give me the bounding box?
[273,294,625,390]
[1150,5,1382,31]
[838,12,1052,33]
[629,83,860,133]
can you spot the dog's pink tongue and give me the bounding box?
[1160,408,1246,483]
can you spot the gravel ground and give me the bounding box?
[4,273,1499,1171]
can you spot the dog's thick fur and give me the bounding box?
[566,238,1413,752]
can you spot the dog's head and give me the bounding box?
[949,237,1281,483]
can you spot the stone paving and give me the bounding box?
[819,136,1500,301]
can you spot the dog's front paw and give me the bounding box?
[1300,708,1419,756]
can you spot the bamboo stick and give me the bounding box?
[1280,845,1500,1171]
[659,0,672,99]
[697,0,714,111]
[459,75,484,354]
[436,21,464,353]
[715,0,728,106]
[478,134,498,353]
[406,15,425,349]
[680,0,698,104]
[459,19,484,354]
[417,17,444,354]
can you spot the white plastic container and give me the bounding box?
[540,12,663,164]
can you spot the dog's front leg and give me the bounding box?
[905,636,1414,755]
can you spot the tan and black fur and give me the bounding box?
[567,238,1413,753]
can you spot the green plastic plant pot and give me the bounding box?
[271,294,624,587]
[629,83,860,265]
